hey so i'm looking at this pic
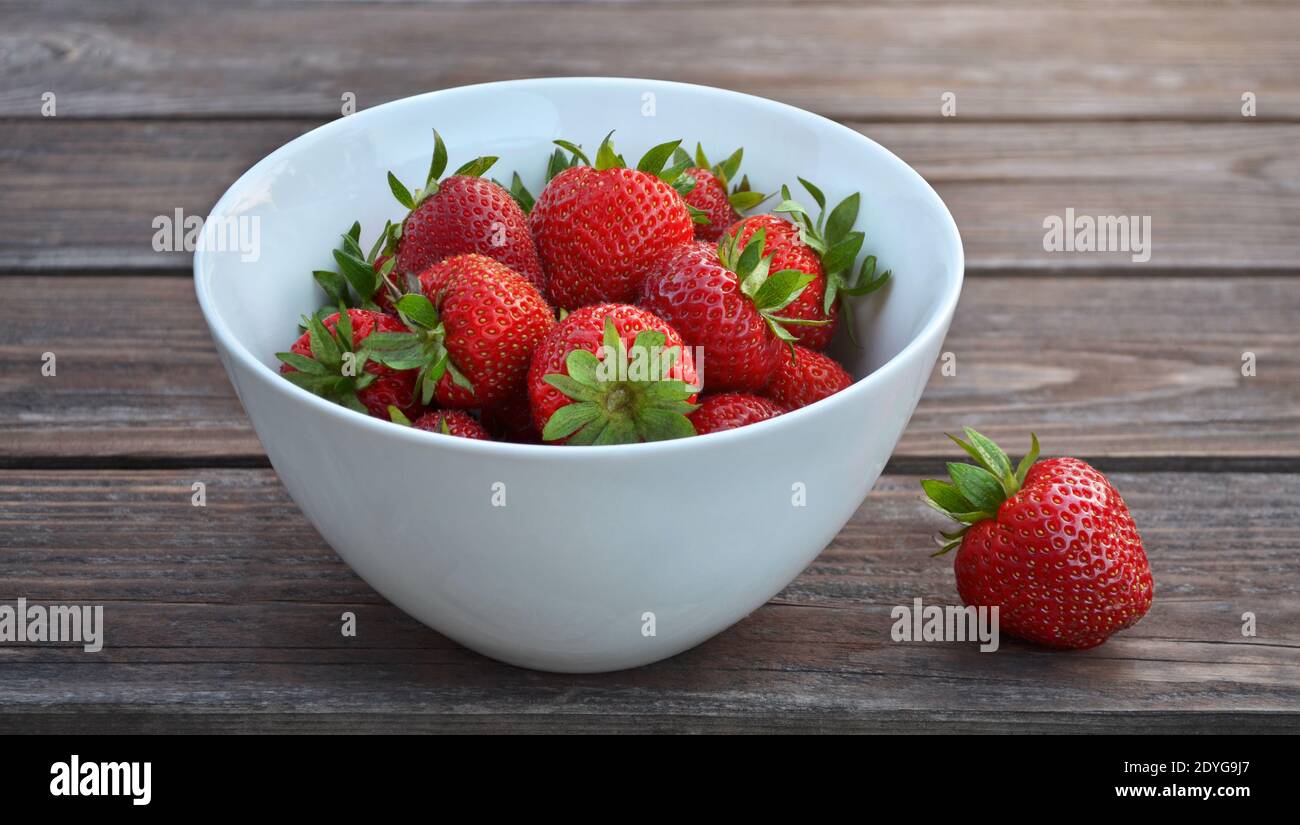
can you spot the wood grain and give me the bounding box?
[2,119,1297,272]
[2,1,1297,121]
[0,469,1295,733]
[2,275,1296,467]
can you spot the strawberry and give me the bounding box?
[277,309,421,420]
[688,393,783,435]
[529,134,700,308]
[728,179,891,350]
[388,405,490,440]
[384,130,543,291]
[763,344,853,410]
[676,144,767,242]
[528,303,699,444]
[639,230,823,392]
[363,254,554,409]
[922,430,1154,649]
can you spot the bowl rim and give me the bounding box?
[194,76,964,460]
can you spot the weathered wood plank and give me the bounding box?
[2,1,1296,120]
[2,275,1296,465]
[2,119,1297,272]
[0,470,1295,733]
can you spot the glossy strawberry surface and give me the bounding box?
[955,458,1154,649]
[763,344,852,410]
[688,392,783,434]
[683,167,739,242]
[531,166,695,308]
[396,175,543,289]
[418,254,555,408]
[639,241,783,392]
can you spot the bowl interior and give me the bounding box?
[196,78,962,400]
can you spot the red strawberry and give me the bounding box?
[923,430,1154,649]
[639,230,822,392]
[729,180,891,350]
[364,254,554,409]
[678,144,767,242]
[385,130,543,290]
[763,344,852,410]
[415,410,489,440]
[277,309,421,420]
[528,303,699,444]
[727,214,830,349]
[387,405,490,440]
[688,393,783,435]
[530,135,698,308]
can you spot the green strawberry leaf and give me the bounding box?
[821,232,864,277]
[395,293,438,330]
[275,351,328,375]
[508,172,535,214]
[333,248,378,300]
[427,129,449,185]
[670,170,697,197]
[1015,433,1042,486]
[921,479,975,515]
[824,193,861,246]
[752,269,815,312]
[693,142,710,170]
[552,140,590,166]
[637,139,682,178]
[594,132,622,170]
[635,407,697,441]
[544,372,601,403]
[542,400,602,441]
[947,462,1005,514]
[306,313,343,368]
[716,147,743,185]
[453,156,498,178]
[313,269,347,304]
[387,171,415,210]
[388,405,413,427]
[963,427,1014,483]
[798,177,826,211]
[728,190,768,212]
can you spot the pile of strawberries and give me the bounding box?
[278,131,889,444]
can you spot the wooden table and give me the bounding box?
[2,0,1298,733]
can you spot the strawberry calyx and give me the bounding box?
[361,293,474,405]
[921,428,1042,555]
[542,317,699,445]
[276,308,377,415]
[775,178,892,341]
[720,227,829,345]
[676,143,769,214]
[308,221,401,316]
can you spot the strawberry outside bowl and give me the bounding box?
[194,77,964,673]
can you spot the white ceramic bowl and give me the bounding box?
[195,78,963,672]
